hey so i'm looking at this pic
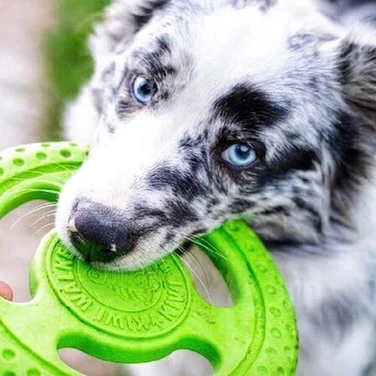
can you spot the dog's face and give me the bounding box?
[56,0,376,270]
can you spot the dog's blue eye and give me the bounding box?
[132,76,154,104]
[222,143,256,168]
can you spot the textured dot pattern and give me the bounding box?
[13,158,25,167]
[2,349,15,361]
[0,315,67,375]
[266,347,277,357]
[60,149,72,158]
[257,365,269,375]
[219,221,299,376]
[0,142,89,205]
[27,369,41,376]
[0,344,43,375]
[36,152,47,161]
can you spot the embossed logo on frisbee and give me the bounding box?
[47,243,191,338]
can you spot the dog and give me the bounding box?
[56,0,376,374]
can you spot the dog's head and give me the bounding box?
[56,0,376,270]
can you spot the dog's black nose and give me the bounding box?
[68,201,133,263]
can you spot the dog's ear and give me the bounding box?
[90,0,169,66]
[337,28,376,113]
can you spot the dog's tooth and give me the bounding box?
[68,219,78,233]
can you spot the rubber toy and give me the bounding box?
[0,142,298,375]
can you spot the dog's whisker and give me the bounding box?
[161,254,172,278]
[185,235,229,266]
[157,245,174,279]
[9,176,65,187]
[168,237,211,293]
[53,161,88,178]
[166,236,213,304]
[10,203,57,231]
[175,252,213,305]
[31,222,55,239]
[183,250,211,298]
[8,187,61,199]
[30,209,57,228]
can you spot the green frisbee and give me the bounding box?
[0,142,298,375]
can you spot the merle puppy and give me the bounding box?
[56,0,376,374]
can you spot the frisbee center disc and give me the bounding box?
[47,237,191,338]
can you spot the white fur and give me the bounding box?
[61,0,376,375]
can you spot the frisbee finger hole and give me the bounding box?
[58,349,123,376]
[0,200,56,302]
[183,245,233,307]
[58,348,213,376]
[126,350,213,376]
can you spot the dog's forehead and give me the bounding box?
[122,3,337,104]
[106,0,342,150]
[191,7,293,86]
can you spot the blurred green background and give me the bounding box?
[44,0,110,140]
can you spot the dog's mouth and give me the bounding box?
[69,229,119,263]
[60,218,199,272]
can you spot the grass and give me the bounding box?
[44,0,110,140]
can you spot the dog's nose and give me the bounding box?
[68,201,133,263]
